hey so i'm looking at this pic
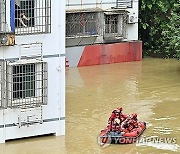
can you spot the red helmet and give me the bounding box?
[117,107,123,111]
[132,113,137,118]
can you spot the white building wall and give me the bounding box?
[0,0,65,143]
[126,0,139,40]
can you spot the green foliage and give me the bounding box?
[139,0,180,59]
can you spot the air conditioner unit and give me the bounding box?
[0,33,15,46]
[127,14,138,24]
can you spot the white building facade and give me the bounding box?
[0,0,65,143]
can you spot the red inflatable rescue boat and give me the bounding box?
[99,121,146,144]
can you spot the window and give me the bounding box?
[66,12,98,37]
[13,64,35,99]
[105,14,118,34]
[104,13,127,39]
[14,0,51,35]
[7,60,48,108]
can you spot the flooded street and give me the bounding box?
[66,58,180,154]
[1,58,180,153]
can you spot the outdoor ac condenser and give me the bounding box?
[127,13,138,24]
[0,33,15,46]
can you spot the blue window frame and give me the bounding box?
[10,0,15,32]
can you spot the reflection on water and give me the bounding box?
[0,58,180,154]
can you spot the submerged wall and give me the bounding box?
[66,41,142,67]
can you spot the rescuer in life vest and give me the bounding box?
[122,113,138,133]
[107,107,128,132]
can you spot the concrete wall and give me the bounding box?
[66,41,142,67]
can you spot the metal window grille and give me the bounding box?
[66,11,128,40]
[15,0,51,35]
[12,64,36,99]
[66,12,99,37]
[116,0,133,8]
[7,60,48,108]
[105,14,118,34]
[104,13,127,38]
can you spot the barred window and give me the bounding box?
[66,12,98,37]
[13,64,35,99]
[15,0,51,35]
[7,60,48,108]
[105,14,118,34]
[104,13,127,40]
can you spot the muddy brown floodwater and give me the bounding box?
[0,58,180,154]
